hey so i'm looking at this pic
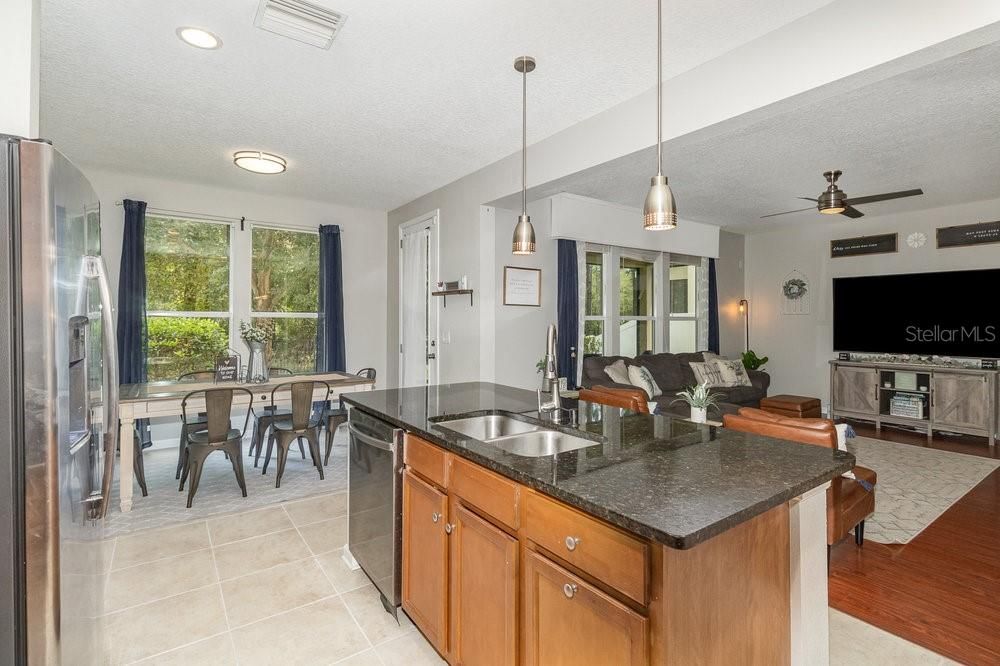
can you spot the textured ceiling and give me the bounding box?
[39,0,833,210]
[517,40,1000,231]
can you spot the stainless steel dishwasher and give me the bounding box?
[347,408,404,616]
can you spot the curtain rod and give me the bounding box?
[112,201,337,232]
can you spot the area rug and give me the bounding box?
[847,436,999,544]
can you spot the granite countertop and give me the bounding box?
[342,382,854,549]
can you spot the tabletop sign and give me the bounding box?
[937,220,1000,249]
[214,355,239,382]
[830,233,897,258]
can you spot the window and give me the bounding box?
[145,216,231,381]
[583,251,606,355]
[577,245,700,361]
[668,261,698,353]
[251,227,320,373]
[142,216,322,380]
[619,256,655,356]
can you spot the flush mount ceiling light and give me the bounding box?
[233,151,287,174]
[176,27,222,50]
[642,0,677,231]
[512,56,537,255]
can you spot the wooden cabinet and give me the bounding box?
[522,549,648,666]
[401,470,449,654]
[932,372,995,431]
[831,365,878,415]
[448,500,518,666]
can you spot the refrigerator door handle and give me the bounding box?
[84,255,119,518]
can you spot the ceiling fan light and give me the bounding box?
[819,206,845,215]
[512,214,536,254]
[817,189,845,215]
[643,175,677,230]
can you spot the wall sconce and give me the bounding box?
[738,299,749,351]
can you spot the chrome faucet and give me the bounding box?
[538,324,570,423]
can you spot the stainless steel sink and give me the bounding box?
[434,414,600,457]
[436,414,539,440]
[488,430,599,457]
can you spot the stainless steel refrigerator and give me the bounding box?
[1,136,117,665]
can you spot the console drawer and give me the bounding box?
[449,455,520,530]
[404,434,449,488]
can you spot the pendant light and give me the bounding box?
[642,0,677,230]
[512,56,537,255]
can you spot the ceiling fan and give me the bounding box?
[761,170,923,219]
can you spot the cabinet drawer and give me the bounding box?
[523,491,649,606]
[449,455,520,530]
[404,434,448,488]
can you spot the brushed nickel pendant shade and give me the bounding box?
[512,56,537,255]
[643,0,677,231]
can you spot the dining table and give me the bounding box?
[116,370,375,513]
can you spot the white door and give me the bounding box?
[399,217,438,387]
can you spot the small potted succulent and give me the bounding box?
[672,382,723,424]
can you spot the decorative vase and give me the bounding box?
[245,340,269,383]
[690,406,708,423]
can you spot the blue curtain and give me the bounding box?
[707,258,720,354]
[557,240,579,390]
[116,199,150,445]
[316,225,347,372]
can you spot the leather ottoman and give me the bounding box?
[760,394,822,419]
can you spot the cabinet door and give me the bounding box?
[932,372,993,430]
[402,470,449,654]
[449,501,518,666]
[522,550,648,666]
[832,366,878,415]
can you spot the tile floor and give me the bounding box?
[102,492,955,665]
[101,489,444,665]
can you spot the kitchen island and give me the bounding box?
[343,382,853,665]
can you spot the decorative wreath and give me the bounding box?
[782,277,808,300]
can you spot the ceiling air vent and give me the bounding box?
[254,0,347,50]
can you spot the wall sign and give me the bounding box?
[936,220,1000,249]
[830,233,897,258]
[502,266,542,306]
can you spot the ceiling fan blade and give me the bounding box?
[760,206,816,219]
[844,189,923,206]
[796,197,818,202]
[840,206,864,219]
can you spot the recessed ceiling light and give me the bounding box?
[233,151,287,174]
[176,27,222,50]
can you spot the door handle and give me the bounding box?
[84,256,118,519]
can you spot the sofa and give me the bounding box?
[580,351,770,417]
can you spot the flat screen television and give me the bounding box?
[833,269,1000,358]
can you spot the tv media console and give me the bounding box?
[830,360,997,448]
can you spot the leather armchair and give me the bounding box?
[722,408,876,548]
[579,385,651,413]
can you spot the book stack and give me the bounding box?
[890,393,925,419]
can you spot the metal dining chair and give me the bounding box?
[248,367,303,466]
[323,368,376,464]
[262,380,331,488]
[174,370,217,479]
[178,387,253,508]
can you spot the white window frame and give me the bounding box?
[579,245,705,357]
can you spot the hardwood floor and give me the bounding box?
[829,421,1000,665]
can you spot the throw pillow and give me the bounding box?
[714,359,752,387]
[701,352,724,363]
[627,365,662,399]
[603,359,631,385]
[689,361,727,388]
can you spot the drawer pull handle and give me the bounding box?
[563,583,578,599]
[431,512,441,523]
[564,536,581,551]
[445,523,454,534]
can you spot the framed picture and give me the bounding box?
[503,266,541,306]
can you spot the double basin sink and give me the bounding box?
[433,414,600,458]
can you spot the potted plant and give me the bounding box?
[240,321,273,383]
[672,382,723,424]
[741,349,769,372]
